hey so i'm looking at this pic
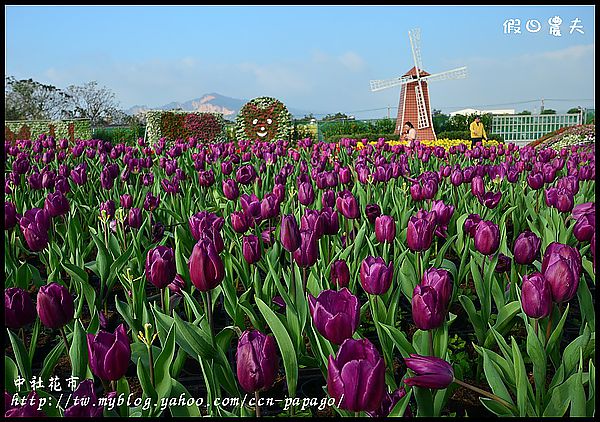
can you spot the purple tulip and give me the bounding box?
[240,193,262,221]
[526,172,544,190]
[513,231,541,265]
[430,200,455,238]
[421,267,452,306]
[541,242,581,303]
[236,330,279,393]
[143,192,160,212]
[222,179,239,201]
[406,209,437,252]
[471,176,485,197]
[477,191,502,209]
[521,272,553,319]
[474,220,500,256]
[321,207,339,235]
[36,282,74,329]
[322,189,336,208]
[63,379,103,417]
[4,287,37,329]
[375,215,396,244]
[242,235,262,265]
[308,288,360,345]
[573,214,595,242]
[44,191,69,218]
[100,200,116,219]
[4,391,46,417]
[260,192,280,220]
[298,182,315,206]
[572,202,595,220]
[235,164,257,185]
[189,238,225,292]
[168,274,186,297]
[327,338,386,412]
[87,323,131,381]
[127,207,143,229]
[19,208,50,252]
[301,209,325,238]
[463,213,482,238]
[403,354,454,389]
[412,284,447,330]
[280,214,301,252]
[230,211,250,234]
[145,246,177,289]
[330,259,350,288]
[359,256,393,295]
[293,229,319,268]
[365,203,382,224]
[5,202,17,230]
[336,190,359,219]
[120,194,133,209]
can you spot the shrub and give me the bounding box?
[146,110,227,143]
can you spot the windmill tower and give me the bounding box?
[370,28,467,141]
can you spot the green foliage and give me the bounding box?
[436,130,504,142]
[447,334,474,379]
[320,118,396,140]
[327,133,401,143]
[93,125,145,144]
[541,109,557,115]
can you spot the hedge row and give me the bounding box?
[145,110,228,143]
[5,119,92,143]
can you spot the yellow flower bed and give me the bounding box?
[355,138,500,150]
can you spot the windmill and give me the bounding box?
[370,28,467,141]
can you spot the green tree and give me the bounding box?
[567,107,581,114]
[322,112,349,121]
[517,110,532,115]
[5,76,71,120]
[541,109,557,115]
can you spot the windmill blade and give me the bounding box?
[408,28,423,75]
[421,66,468,83]
[415,84,430,129]
[370,76,412,92]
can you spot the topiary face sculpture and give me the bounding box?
[235,97,293,142]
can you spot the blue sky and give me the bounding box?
[5,5,595,118]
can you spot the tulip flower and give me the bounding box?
[573,214,595,242]
[359,256,393,295]
[189,238,225,292]
[4,391,46,417]
[471,176,485,197]
[336,190,359,219]
[293,229,319,268]
[19,208,50,252]
[308,288,360,345]
[526,172,544,190]
[521,272,553,319]
[128,207,143,229]
[327,338,386,412]
[240,193,262,220]
[330,259,350,288]
[100,200,116,220]
[301,209,325,238]
[298,181,315,206]
[222,179,239,201]
[403,354,454,389]
[4,287,37,330]
[44,191,70,218]
[168,274,186,297]
[365,203,382,224]
[36,282,74,329]
[375,215,396,243]
[5,202,17,230]
[541,242,581,303]
[474,220,500,256]
[406,209,437,252]
[87,323,131,381]
[494,253,512,273]
[412,284,447,330]
[321,207,339,235]
[145,246,176,289]
[430,200,454,238]
[280,214,301,252]
[242,234,262,265]
[322,189,336,208]
[421,267,453,306]
[513,231,541,265]
[571,202,595,220]
[235,164,257,185]
[230,211,250,234]
[477,191,502,209]
[236,330,279,393]
[64,379,103,417]
[463,213,482,239]
[120,194,133,209]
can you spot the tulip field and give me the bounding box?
[4,135,596,417]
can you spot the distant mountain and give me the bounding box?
[125,93,316,120]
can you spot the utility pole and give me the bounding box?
[387,105,391,119]
[540,98,545,114]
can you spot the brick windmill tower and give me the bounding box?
[370,28,467,141]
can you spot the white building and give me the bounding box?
[449,108,515,116]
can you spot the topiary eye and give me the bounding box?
[267,118,272,125]
[252,119,258,125]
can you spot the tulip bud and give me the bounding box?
[421,267,453,306]
[360,256,393,295]
[5,202,18,230]
[5,287,37,329]
[573,214,595,242]
[365,203,382,224]
[403,354,454,389]
[230,211,250,234]
[36,282,74,329]
[412,284,447,330]
[236,330,279,393]
[375,215,396,243]
[128,207,143,229]
[327,338,386,412]
[513,231,541,265]
[541,242,581,303]
[145,246,177,289]
[431,200,455,238]
[86,323,131,381]
[471,176,485,197]
[19,208,50,252]
[301,209,325,238]
[331,259,350,288]
[474,220,500,256]
[242,234,262,265]
[308,288,360,345]
[189,238,225,292]
[298,182,315,206]
[406,209,437,252]
[293,229,319,268]
[222,179,239,201]
[44,191,70,218]
[280,214,301,252]
[521,272,552,319]
[463,213,482,238]
[336,190,359,219]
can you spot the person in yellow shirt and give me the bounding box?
[469,115,487,147]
